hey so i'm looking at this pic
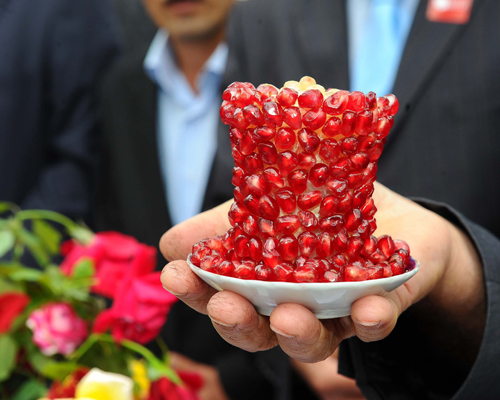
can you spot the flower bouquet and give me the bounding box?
[0,204,200,400]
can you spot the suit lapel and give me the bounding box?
[294,0,349,90]
[389,0,486,137]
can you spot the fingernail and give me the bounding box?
[270,324,296,339]
[209,316,236,328]
[162,285,182,296]
[355,319,381,328]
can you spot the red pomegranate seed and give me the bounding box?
[217,260,235,277]
[239,130,258,155]
[276,151,299,176]
[367,265,383,280]
[263,101,283,127]
[283,106,302,129]
[325,178,348,197]
[309,163,330,187]
[232,166,245,186]
[323,91,348,115]
[262,250,282,268]
[319,195,339,217]
[394,239,410,252]
[333,228,349,251]
[369,249,387,264]
[258,217,276,237]
[223,229,235,250]
[259,195,280,220]
[277,235,299,261]
[234,234,250,257]
[356,219,371,238]
[288,169,308,194]
[341,111,356,137]
[245,174,270,196]
[298,152,316,169]
[294,261,321,282]
[228,201,249,224]
[277,87,299,107]
[234,260,256,280]
[200,255,223,272]
[298,128,321,153]
[361,198,377,219]
[396,248,410,265]
[255,263,276,281]
[346,236,364,260]
[243,153,263,174]
[275,187,297,214]
[256,84,278,102]
[331,254,348,272]
[242,215,259,235]
[347,91,366,112]
[298,89,323,109]
[380,262,393,278]
[367,141,384,161]
[249,237,263,261]
[365,91,377,110]
[303,108,327,130]
[352,191,367,208]
[319,215,344,234]
[389,254,404,275]
[361,235,378,257]
[254,126,276,142]
[243,193,260,215]
[274,262,295,282]
[322,116,342,137]
[350,152,370,170]
[329,157,352,179]
[341,137,358,154]
[258,142,278,164]
[276,214,301,235]
[323,270,343,282]
[262,167,285,188]
[355,110,373,135]
[375,116,392,139]
[319,139,340,163]
[347,170,366,189]
[298,231,318,257]
[297,190,323,210]
[385,94,399,116]
[337,191,353,213]
[298,210,319,231]
[378,235,396,259]
[232,108,249,130]
[294,255,308,269]
[275,127,296,149]
[243,104,265,125]
[232,147,245,165]
[345,264,368,281]
[345,209,362,232]
[358,133,376,152]
[220,101,236,125]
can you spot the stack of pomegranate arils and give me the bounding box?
[190,76,412,282]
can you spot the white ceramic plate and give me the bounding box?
[187,256,419,319]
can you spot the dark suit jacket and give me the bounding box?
[0,0,121,223]
[96,47,296,400]
[223,0,500,399]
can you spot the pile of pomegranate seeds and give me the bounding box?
[191,77,412,282]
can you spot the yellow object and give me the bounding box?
[75,368,134,400]
[130,360,151,400]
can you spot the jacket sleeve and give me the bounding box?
[338,199,500,400]
[20,0,122,224]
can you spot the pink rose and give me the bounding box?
[93,272,177,344]
[0,292,30,334]
[60,232,157,298]
[26,303,87,356]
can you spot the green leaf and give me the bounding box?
[9,267,43,282]
[11,378,48,400]
[0,334,18,381]
[17,228,51,267]
[72,258,95,279]
[0,231,15,258]
[41,360,79,380]
[33,220,62,255]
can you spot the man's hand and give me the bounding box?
[160,183,484,363]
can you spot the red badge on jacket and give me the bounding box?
[426,0,474,24]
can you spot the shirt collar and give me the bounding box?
[143,29,228,97]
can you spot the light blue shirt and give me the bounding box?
[144,30,228,226]
[348,0,420,96]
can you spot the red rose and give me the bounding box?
[92,272,177,344]
[148,377,200,400]
[60,232,156,298]
[0,292,30,333]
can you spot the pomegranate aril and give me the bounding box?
[394,239,410,252]
[234,234,250,257]
[346,236,364,259]
[243,105,265,125]
[369,249,387,264]
[325,178,348,197]
[298,128,321,153]
[232,166,245,186]
[333,228,349,251]
[319,139,340,163]
[389,254,405,275]
[323,270,343,282]
[355,110,373,135]
[361,198,377,219]
[319,195,339,217]
[243,153,262,174]
[298,89,323,109]
[319,215,344,235]
[275,127,296,149]
[337,191,353,213]
[367,265,383,280]
[350,152,370,170]
[234,260,256,280]
[356,219,371,238]
[200,255,222,272]
[347,91,366,112]
[249,237,263,261]
[303,108,327,130]
[347,170,366,189]
[288,169,308,194]
[298,210,319,231]
[345,209,362,232]
[298,152,316,169]
[283,106,302,129]
[262,250,282,268]
[275,187,297,214]
[329,157,352,179]
[228,202,249,224]
[244,193,260,215]
[345,264,368,281]
[239,130,258,155]
[380,262,393,278]
[220,101,236,125]
[255,263,276,281]
[258,217,276,237]
[258,142,278,164]
[259,195,280,220]
[298,231,318,257]
[277,87,299,107]
[323,91,348,115]
[245,174,270,196]
[341,137,358,154]
[232,147,245,165]
[276,215,301,235]
[278,236,299,261]
[262,167,285,188]
[217,260,235,277]
[396,248,410,265]
[309,163,330,187]
[358,133,376,152]
[223,229,235,250]
[277,151,299,176]
[274,262,295,282]
[352,191,367,208]
[263,101,283,127]
[294,256,308,269]
[242,214,259,235]
[365,91,377,109]
[298,191,323,210]
[254,126,276,142]
[375,116,392,139]
[256,84,278,102]
[322,116,342,137]
[361,235,378,257]
[331,253,348,272]
[232,108,249,130]
[294,261,320,282]
[378,235,396,259]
